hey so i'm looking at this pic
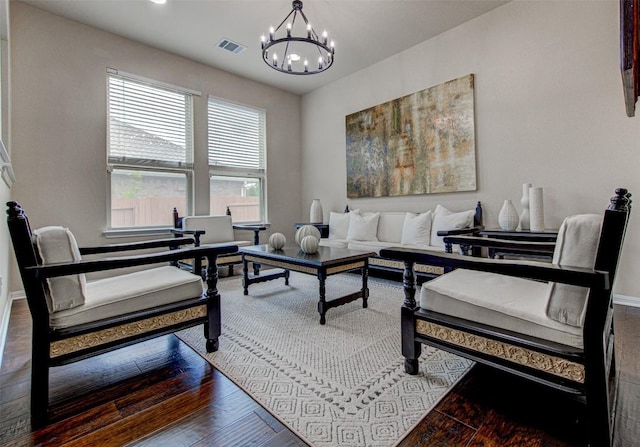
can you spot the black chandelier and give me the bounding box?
[261,0,334,75]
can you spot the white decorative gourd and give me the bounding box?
[295,225,321,246]
[268,232,286,250]
[300,235,319,254]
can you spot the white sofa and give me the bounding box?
[319,203,482,279]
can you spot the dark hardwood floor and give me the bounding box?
[1,289,639,446]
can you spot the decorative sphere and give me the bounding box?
[268,232,286,250]
[300,235,320,254]
[295,225,321,246]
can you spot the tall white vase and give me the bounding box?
[529,187,545,231]
[310,199,323,223]
[498,200,519,231]
[518,183,532,230]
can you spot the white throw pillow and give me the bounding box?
[33,226,87,313]
[430,205,476,248]
[346,212,380,241]
[401,211,433,247]
[329,212,350,239]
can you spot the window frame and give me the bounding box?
[207,96,267,224]
[105,69,200,232]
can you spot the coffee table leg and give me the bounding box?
[318,274,326,325]
[242,256,249,296]
[362,267,369,308]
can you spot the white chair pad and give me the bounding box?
[421,269,583,348]
[50,266,204,329]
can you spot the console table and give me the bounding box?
[294,222,329,238]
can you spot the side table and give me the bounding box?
[479,229,558,259]
[294,222,329,238]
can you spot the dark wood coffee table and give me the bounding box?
[240,245,375,325]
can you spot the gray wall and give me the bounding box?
[6,1,302,292]
[301,0,640,298]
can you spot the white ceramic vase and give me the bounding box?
[310,199,323,224]
[529,187,545,231]
[498,199,519,231]
[518,183,532,230]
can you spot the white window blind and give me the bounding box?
[208,98,265,173]
[108,73,194,170]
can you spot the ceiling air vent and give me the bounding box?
[217,38,246,55]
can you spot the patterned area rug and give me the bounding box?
[176,271,473,447]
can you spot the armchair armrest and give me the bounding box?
[30,244,239,279]
[80,237,195,255]
[171,228,205,246]
[436,225,483,237]
[233,223,270,245]
[443,235,556,257]
[437,226,483,255]
[378,247,609,290]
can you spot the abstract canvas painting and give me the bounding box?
[345,74,476,198]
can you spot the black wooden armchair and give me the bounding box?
[6,201,238,427]
[380,188,631,447]
[172,207,268,276]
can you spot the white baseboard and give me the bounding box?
[0,292,23,370]
[614,293,640,308]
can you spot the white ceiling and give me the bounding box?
[19,0,509,95]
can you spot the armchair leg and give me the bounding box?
[206,338,219,353]
[405,358,420,375]
[30,338,49,427]
[401,305,421,375]
[204,256,222,353]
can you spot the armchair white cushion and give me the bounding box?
[546,214,602,327]
[420,213,603,349]
[182,215,251,246]
[33,226,87,312]
[51,265,204,329]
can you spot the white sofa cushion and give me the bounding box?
[421,268,583,348]
[328,212,350,239]
[545,214,602,327]
[319,238,349,249]
[401,211,433,247]
[33,226,87,313]
[376,212,407,243]
[430,205,476,248]
[50,265,204,329]
[347,241,406,255]
[347,212,380,241]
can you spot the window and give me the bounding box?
[208,97,266,223]
[107,70,198,228]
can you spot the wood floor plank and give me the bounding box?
[396,408,476,446]
[59,379,220,447]
[129,389,267,447]
[188,410,281,447]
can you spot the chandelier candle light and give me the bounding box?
[261,0,335,75]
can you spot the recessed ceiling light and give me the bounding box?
[149,0,167,4]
